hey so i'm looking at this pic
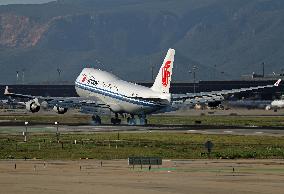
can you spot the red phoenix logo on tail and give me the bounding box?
[162,61,171,87]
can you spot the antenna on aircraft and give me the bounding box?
[95,59,105,69]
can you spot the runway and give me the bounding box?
[1,124,284,136]
[1,108,284,136]
[63,125,284,136]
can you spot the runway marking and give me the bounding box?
[187,130,196,132]
[224,131,233,133]
[255,131,263,134]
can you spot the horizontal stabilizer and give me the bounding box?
[274,79,281,87]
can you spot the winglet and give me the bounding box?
[274,79,281,87]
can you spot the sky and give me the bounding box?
[0,0,54,5]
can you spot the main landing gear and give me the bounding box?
[127,114,147,125]
[138,115,148,125]
[111,113,121,125]
[92,113,147,125]
[127,115,136,125]
[92,115,101,125]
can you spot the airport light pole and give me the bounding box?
[23,122,28,142]
[262,62,265,77]
[151,65,154,81]
[16,71,19,83]
[189,65,198,94]
[22,69,25,84]
[55,122,60,143]
[213,64,217,80]
[57,67,62,82]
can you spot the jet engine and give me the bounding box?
[26,99,40,113]
[207,95,224,108]
[40,101,49,109]
[53,106,68,114]
[207,101,222,108]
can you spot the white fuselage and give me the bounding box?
[271,100,284,109]
[75,68,171,115]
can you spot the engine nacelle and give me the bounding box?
[41,101,49,109]
[265,105,271,110]
[26,100,40,113]
[53,106,68,114]
[208,101,222,108]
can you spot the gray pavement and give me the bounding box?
[1,124,284,136]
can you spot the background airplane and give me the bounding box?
[225,100,272,110]
[4,49,282,125]
[265,96,284,110]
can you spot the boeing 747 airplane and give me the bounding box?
[4,49,282,125]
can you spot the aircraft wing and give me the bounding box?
[4,86,47,100]
[4,86,109,109]
[171,79,281,104]
[46,98,110,109]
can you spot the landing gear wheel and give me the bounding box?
[127,115,136,125]
[111,113,121,125]
[144,119,148,125]
[138,115,147,125]
[92,115,101,125]
[111,118,121,125]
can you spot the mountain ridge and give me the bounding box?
[0,0,283,84]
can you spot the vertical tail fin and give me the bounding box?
[151,48,175,94]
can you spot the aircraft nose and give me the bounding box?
[76,69,88,84]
